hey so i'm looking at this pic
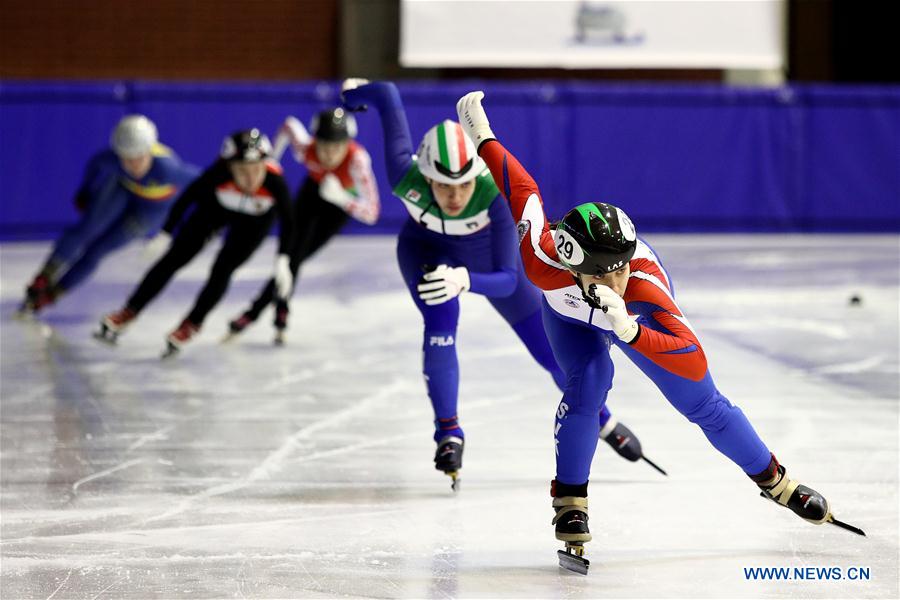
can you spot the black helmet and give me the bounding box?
[554,202,637,275]
[220,128,272,162]
[311,108,357,142]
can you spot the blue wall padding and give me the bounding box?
[1,80,897,239]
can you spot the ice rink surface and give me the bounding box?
[1,234,898,599]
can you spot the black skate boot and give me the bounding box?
[434,436,463,491]
[752,454,865,536]
[599,417,667,475]
[551,479,591,574]
[94,307,137,345]
[273,301,288,346]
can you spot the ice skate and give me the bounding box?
[17,274,58,318]
[551,481,591,574]
[163,319,199,358]
[273,303,288,346]
[434,436,463,491]
[754,457,865,536]
[222,312,255,343]
[94,307,136,345]
[599,417,667,475]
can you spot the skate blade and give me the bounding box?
[828,516,866,536]
[160,342,180,359]
[758,493,865,536]
[446,471,460,492]
[641,455,668,476]
[221,331,240,344]
[557,548,590,575]
[273,333,285,347]
[92,329,118,346]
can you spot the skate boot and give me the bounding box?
[273,302,288,346]
[753,454,865,536]
[163,319,200,358]
[18,274,57,317]
[94,307,137,344]
[599,417,667,475]
[223,311,256,343]
[551,479,591,574]
[434,436,464,491]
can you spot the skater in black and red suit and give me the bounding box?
[226,108,380,345]
[96,129,294,357]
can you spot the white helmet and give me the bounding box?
[416,120,484,185]
[111,115,158,158]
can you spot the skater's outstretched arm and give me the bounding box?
[456,94,573,292]
[341,80,414,187]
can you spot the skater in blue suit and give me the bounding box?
[342,79,658,487]
[19,115,198,314]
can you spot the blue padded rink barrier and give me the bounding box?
[0,234,897,598]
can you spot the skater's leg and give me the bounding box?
[396,228,462,442]
[56,200,163,294]
[186,215,272,327]
[249,180,321,320]
[23,182,128,312]
[293,196,349,266]
[542,300,615,486]
[47,178,128,277]
[613,340,855,529]
[125,210,214,314]
[614,339,771,476]
[274,183,350,325]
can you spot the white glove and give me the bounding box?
[318,174,353,210]
[274,254,293,300]
[455,91,496,148]
[589,284,639,343]
[341,77,370,94]
[417,265,471,306]
[142,231,171,262]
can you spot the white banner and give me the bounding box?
[401,0,785,70]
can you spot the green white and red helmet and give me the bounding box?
[416,120,485,185]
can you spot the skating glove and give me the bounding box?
[589,284,639,343]
[273,116,311,162]
[318,174,354,211]
[417,265,470,306]
[142,231,172,262]
[456,91,496,149]
[274,254,293,300]
[340,78,371,111]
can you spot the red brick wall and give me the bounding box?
[0,0,339,79]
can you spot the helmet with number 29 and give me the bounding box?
[554,202,637,275]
